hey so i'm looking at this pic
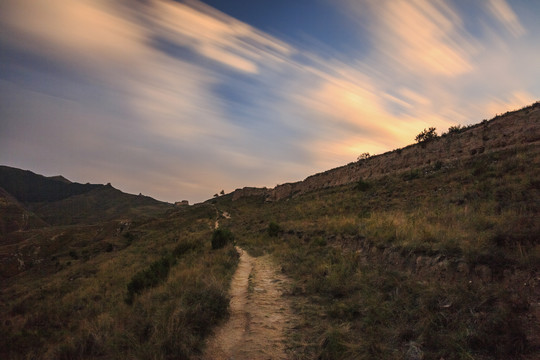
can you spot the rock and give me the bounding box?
[406,342,424,360]
[231,187,269,201]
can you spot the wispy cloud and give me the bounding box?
[369,0,474,77]
[0,0,539,202]
[147,0,292,73]
[486,0,526,37]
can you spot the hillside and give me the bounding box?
[214,102,540,359]
[0,167,173,280]
[0,102,539,360]
[232,101,540,201]
[0,166,172,228]
[28,185,172,226]
[215,124,540,358]
[0,187,48,236]
[0,166,101,203]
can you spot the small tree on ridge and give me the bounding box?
[415,127,438,143]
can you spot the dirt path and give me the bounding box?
[201,247,296,360]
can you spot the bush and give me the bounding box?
[355,179,371,191]
[357,152,370,161]
[173,240,199,257]
[267,222,281,237]
[447,125,463,134]
[182,286,230,336]
[123,232,135,244]
[402,169,420,181]
[211,229,234,250]
[415,127,438,143]
[125,255,176,304]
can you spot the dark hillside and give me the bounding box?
[47,175,71,184]
[0,166,172,227]
[0,187,48,237]
[0,166,101,203]
[30,185,173,225]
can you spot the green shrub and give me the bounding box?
[182,285,230,336]
[402,169,420,181]
[267,222,281,237]
[173,239,199,257]
[126,255,176,304]
[355,179,371,191]
[123,232,135,244]
[161,284,231,358]
[318,326,349,360]
[211,229,234,250]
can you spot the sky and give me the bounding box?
[1,0,539,203]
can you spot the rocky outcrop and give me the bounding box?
[231,187,269,201]
[232,102,540,202]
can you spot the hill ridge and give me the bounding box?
[231,101,540,201]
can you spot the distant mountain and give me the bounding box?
[0,166,100,203]
[30,185,173,226]
[47,175,72,184]
[0,166,172,228]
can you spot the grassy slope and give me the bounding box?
[29,186,173,226]
[212,143,540,359]
[0,204,239,360]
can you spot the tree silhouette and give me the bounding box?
[415,127,438,143]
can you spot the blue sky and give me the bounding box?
[1,0,539,203]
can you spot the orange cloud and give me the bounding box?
[0,0,147,67]
[376,0,474,77]
[152,0,292,73]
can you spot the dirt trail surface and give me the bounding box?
[201,247,296,360]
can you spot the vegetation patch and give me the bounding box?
[211,228,235,249]
[125,255,176,304]
[267,222,281,237]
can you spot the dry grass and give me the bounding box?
[0,207,239,360]
[217,144,540,359]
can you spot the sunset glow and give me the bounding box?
[1,0,539,202]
